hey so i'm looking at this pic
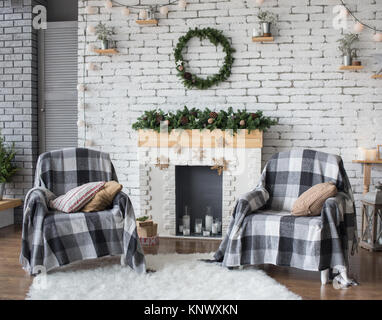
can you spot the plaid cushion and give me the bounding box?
[215,149,358,273]
[49,181,106,213]
[21,148,146,274]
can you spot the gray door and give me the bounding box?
[38,21,78,153]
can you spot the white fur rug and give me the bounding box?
[27,253,300,300]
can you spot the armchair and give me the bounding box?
[20,148,146,274]
[215,149,358,285]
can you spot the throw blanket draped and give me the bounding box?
[20,148,146,274]
[214,149,358,272]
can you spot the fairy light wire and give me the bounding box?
[340,0,382,33]
[82,1,88,145]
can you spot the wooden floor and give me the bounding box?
[1,225,382,300]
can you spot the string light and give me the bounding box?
[122,7,130,16]
[85,6,97,14]
[373,33,382,42]
[85,140,94,147]
[86,25,96,34]
[77,84,86,92]
[77,120,86,127]
[178,0,187,9]
[105,0,113,9]
[256,0,264,5]
[87,62,96,71]
[353,21,364,33]
[79,102,87,110]
[160,6,169,15]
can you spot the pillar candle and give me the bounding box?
[183,215,190,230]
[205,215,213,232]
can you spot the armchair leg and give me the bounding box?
[321,269,330,285]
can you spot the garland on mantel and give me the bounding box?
[132,106,277,133]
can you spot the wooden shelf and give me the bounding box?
[136,19,158,25]
[93,48,118,55]
[339,65,364,71]
[352,160,382,164]
[252,36,274,42]
[0,198,22,211]
[371,74,382,79]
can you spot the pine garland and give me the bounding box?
[132,106,277,133]
[174,28,235,90]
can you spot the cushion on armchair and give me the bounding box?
[49,181,106,213]
[81,181,122,212]
[291,182,337,216]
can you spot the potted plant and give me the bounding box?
[0,134,18,200]
[95,22,115,50]
[257,10,277,36]
[337,33,359,66]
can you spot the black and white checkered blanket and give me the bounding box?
[20,148,146,274]
[214,149,358,272]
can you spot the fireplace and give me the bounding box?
[137,129,263,238]
[175,166,222,237]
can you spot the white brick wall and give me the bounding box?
[78,0,382,230]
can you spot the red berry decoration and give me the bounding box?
[240,120,246,126]
[155,114,164,124]
[177,65,184,71]
[251,113,258,119]
[180,116,189,125]
[208,118,214,124]
[209,112,218,119]
[191,111,198,117]
[184,72,192,80]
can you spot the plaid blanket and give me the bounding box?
[214,149,358,272]
[20,148,146,274]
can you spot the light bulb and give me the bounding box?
[77,84,86,92]
[77,120,86,127]
[178,0,187,9]
[340,6,349,17]
[85,6,97,14]
[105,0,112,9]
[86,25,96,34]
[354,22,364,33]
[256,0,264,4]
[87,62,96,71]
[373,33,382,42]
[122,7,130,16]
[87,43,95,52]
[79,103,87,110]
[139,9,147,20]
[160,6,169,15]
[85,140,94,147]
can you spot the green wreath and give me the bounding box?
[174,27,235,90]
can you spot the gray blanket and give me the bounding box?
[20,148,146,274]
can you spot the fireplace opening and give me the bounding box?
[175,166,223,238]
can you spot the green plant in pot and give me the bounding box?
[257,10,277,36]
[0,134,18,200]
[95,22,115,50]
[337,33,359,66]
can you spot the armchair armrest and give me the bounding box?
[238,187,269,213]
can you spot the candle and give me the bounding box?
[358,147,366,160]
[179,225,183,233]
[183,214,190,230]
[252,27,259,37]
[195,219,202,234]
[183,228,190,236]
[366,149,377,161]
[205,214,213,232]
[216,219,222,233]
[212,223,218,235]
[203,230,211,237]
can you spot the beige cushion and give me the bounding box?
[291,182,337,216]
[81,181,122,213]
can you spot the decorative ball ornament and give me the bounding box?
[174,28,235,90]
[85,6,97,15]
[86,25,96,34]
[122,7,130,16]
[105,0,113,9]
[178,0,187,9]
[77,84,86,92]
[354,22,364,33]
[373,33,382,42]
[139,9,148,20]
[240,120,246,126]
[256,0,264,5]
[160,6,169,15]
[208,118,214,124]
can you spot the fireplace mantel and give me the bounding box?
[137,129,263,238]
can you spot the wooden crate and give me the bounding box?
[138,129,263,148]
